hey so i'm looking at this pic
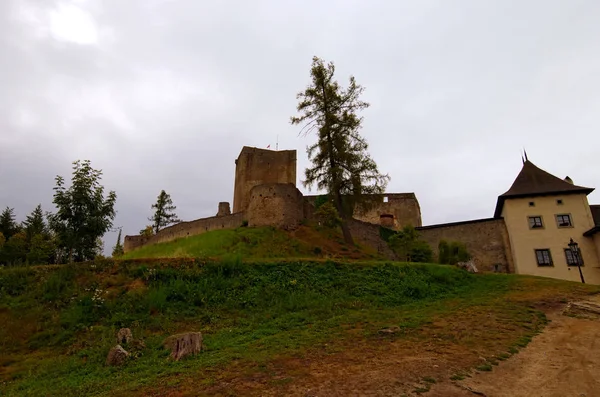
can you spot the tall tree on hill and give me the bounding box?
[291,56,390,244]
[112,227,124,257]
[149,190,181,234]
[0,207,20,240]
[23,204,48,242]
[49,160,117,263]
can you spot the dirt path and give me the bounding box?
[429,303,600,397]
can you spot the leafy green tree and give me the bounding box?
[388,225,433,263]
[112,228,124,257]
[49,160,117,263]
[139,225,154,237]
[314,202,342,228]
[2,231,27,265]
[438,240,471,265]
[0,207,20,240]
[291,56,389,244]
[149,190,181,234]
[26,234,56,264]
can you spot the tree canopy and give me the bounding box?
[291,56,389,243]
[149,190,181,234]
[49,160,117,263]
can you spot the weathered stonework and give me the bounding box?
[124,146,422,256]
[247,183,304,230]
[232,146,296,213]
[217,202,231,216]
[416,218,513,273]
[304,193,422,229]
[124,213,245,253]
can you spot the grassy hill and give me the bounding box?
[121,225,382,260]
[1,258,598,396]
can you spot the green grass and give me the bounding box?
[122,226,315,260]
[0,259,598,396]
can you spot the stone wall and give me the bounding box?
[304,193,422,229]
[123,212,245,253]
[416,218,513,273]
[232,147,297,213]
[347,219,396,260]
[247,183,304,229]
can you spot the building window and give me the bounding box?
[556,214,572,227]
[557,199,563,205]
[383,196,388,203]
[535,249,553,266]
[564,248,583,267]
[529,201,535,207]
[528,216,543,229]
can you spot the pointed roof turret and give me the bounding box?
[494,160,594,218]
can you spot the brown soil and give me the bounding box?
[427,297,600,397]
[137,298,600,397]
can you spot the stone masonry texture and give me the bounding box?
[417,218,514,273]
[232,146,296,213]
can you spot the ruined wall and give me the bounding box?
[304,193,422,229]
[247,183,304,230]
[123,212,245,253]
[123,235,150,253]
[347,219,396,260]
[416,218,513,273]
[217,202,231,216]
[232,147,297,213]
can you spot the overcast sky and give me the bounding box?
[1,0,599,250]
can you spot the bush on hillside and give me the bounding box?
[314,202,342,228]
[438,240,471,265]
[388,225,434,263]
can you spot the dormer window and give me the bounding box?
[528,216,543,229]
[556,214,572,228]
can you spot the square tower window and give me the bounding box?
[528,216,543,229]
[529,201,535,207]
[556,214,572,227]
[383,196,388,203]
[535,249,553,266]
[557,199,563,205]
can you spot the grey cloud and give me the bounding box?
[1,0,599,252]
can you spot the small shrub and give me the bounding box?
[314,202,342,228]
[476,363,493,371]
[438,240,471,265]
[313,247,322,255]
[241,220,249,227]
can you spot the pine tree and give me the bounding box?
[0,207,19,240]
[112,228,124,257]
[291,56,390,244]
[23,204,48,242]
[149,190,181,234]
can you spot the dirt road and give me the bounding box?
[429,303,600,397]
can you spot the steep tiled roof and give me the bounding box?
[494,161,594,218]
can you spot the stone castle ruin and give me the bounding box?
[124,146,422,253]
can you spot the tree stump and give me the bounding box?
[116,328,133,344]
[163,332,203,361]
[105,345,129,366]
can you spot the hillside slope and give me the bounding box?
[1,259,598,396]
[122,225,382,260]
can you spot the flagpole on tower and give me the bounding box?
[276,135,279,151]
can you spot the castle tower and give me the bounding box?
[232,146,297,213]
